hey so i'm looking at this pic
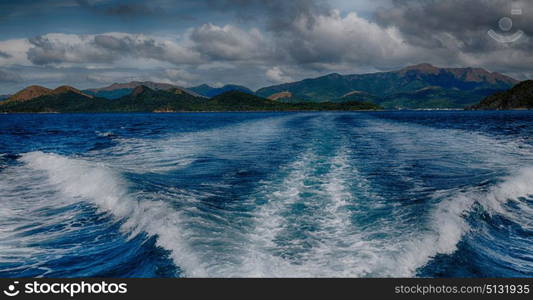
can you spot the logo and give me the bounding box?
[3,282,20,297]
[488,2,524,43]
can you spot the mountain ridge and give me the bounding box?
[0,87,381,112]
[469,80,533,110]
[6,85,94,103]
[1,63,523,110]
[189,84,254,98]
[256,63,518,108]
[84,81,203,99]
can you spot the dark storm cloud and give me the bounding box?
[27,35,116,65]
[26,33,200,66]
[93,34,201,64]
[375,0,533,51]
[27,36,70,65]
[205,0,331,32]
[92,35,165,57]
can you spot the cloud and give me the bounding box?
[266,66,293,83]
[25,33,201,67]
[373,0,533,76]
[27,34,113,65]
[0,39,32,66]
[204,0,331,32]
[376,0,532,50]
[190,23,269,61]
[275,10,419,68]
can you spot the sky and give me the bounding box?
[0,0,532,94]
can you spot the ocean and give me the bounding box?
[0,111,531,278]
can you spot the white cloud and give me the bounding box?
[190,24,269,61]
[266,66,293,83]
[278,10,420,67]
[0,39,32,66]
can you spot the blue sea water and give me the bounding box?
[0,111,532,278]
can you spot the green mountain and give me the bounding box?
[256,63,518,108]
[469,80,533,110]
[0,90,108,113]
[196,91,381,111]
[189,84,254,98]
[0,85,204,113]
[84,81,203,99]
[0,86,380,113]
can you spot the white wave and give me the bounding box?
[18,151,208,277]
[89,115,293,174]
[350,119,533,276]
[95,131,115,137]
[0,161,84,268]
[478,167,533,232]
[396,166,533,276]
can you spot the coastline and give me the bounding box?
[1,108,532,114]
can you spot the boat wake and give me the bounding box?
[0,112,531,277]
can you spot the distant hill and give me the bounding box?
[256,63,518,108]
[0,94,11,101]
[0,87,380,112]
[469,80,533,110]
[0,85,204,113]
[0,90,107,113]
[189,84,254,98]
[103,86,205,112]
[6,85,53,102]
[84,81,203,99]
[5,85,93,103]
[202,91,380,111]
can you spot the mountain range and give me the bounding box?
[83,81,204,99]
[256,63,518,108]
[0,84,380,113]
[0,63,526,112]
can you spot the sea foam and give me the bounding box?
[20,151,208,277]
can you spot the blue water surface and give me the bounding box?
[0,111,532,277]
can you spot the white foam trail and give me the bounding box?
[232,146,397,277]
[19,151,208,277]
[90,115,292,174]
[221,133,533,277]
[236,151,319,277]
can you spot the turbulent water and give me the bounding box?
[0,111,532,278]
